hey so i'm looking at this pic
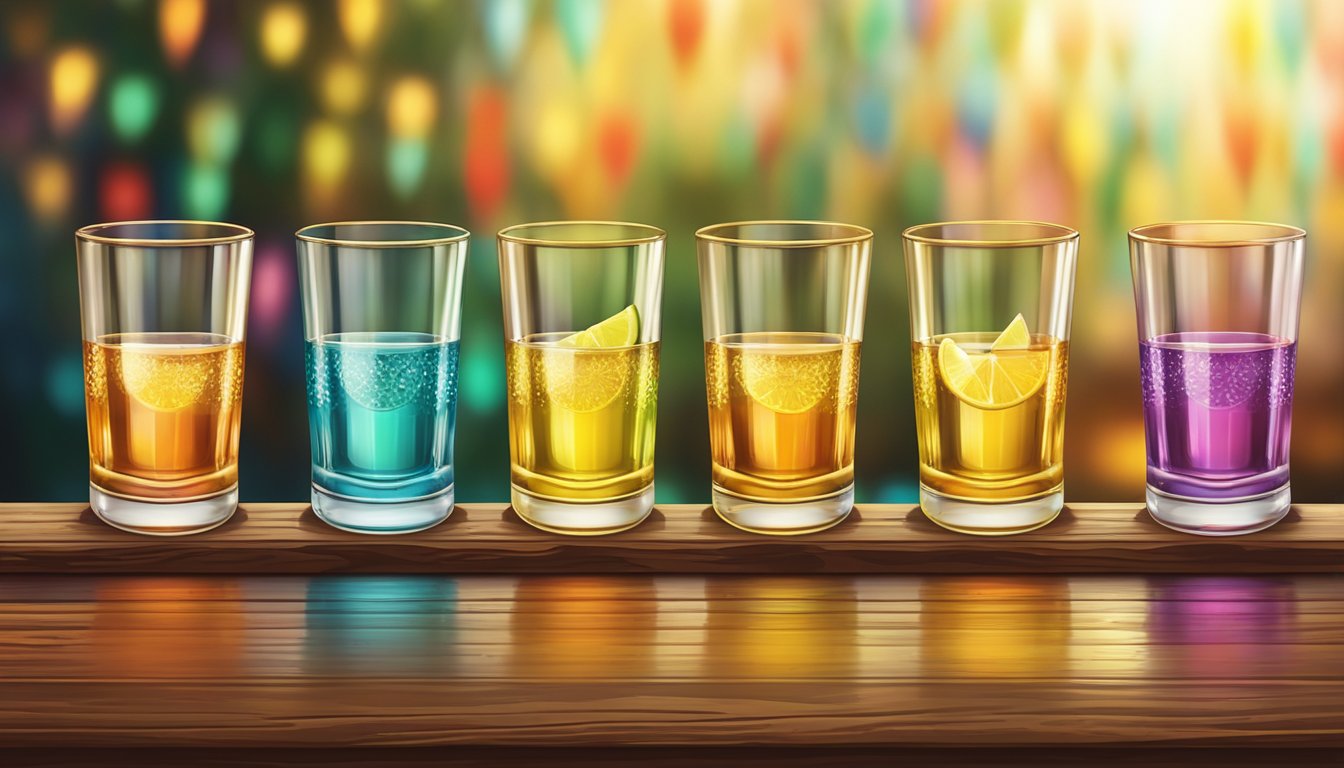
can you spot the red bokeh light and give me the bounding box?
[98,161,152,221]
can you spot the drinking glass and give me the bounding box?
[498,221,664,535]
[903,221,1078,535]
[77,220,253,535]
[297,221,468,534]
[1129,221,1304,535]
[696,221,872,535]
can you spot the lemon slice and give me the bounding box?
[119,346,210,411]
[544,305,641,412]
[543,350,632,413]
[558,304,640,348]
[740,348,832,414]
[938,318,1048,410]
[991,313,1031,350]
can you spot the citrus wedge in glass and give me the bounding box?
[939,314,1047,410]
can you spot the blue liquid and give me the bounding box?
[305,332,458,502]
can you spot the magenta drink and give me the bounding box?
[1140,332,1294,501]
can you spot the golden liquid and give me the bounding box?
[912,334,1067,502]
[706,333,860,501]
[84,333,245,501]
[506,335,658,503]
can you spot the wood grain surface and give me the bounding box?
[8,747,1344,768]
[0,573,1340,754]
[0,503,1340,574]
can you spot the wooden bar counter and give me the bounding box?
[0,503,1340,766]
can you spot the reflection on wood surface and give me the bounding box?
[0,574,1339,749]
[92,578,244,677]
[508,576,659,679]
[304,576,457,677]
[1145,577,1299,678]
[702,577,858,680]
[919,577,1071,678]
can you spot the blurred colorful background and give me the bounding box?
[1,0,1341,505]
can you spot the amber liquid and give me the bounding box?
[84,333,245,501]
[912,335,1067,502]
[505,335,659,503]
[705,332,861,501]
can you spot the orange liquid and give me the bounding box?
[84,333,245,501]
[705,333,861,501]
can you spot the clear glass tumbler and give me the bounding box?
[1129,221,1305,536]
[76,220,254,535]
[297,221,468,534]
[498,221,664,535]
[696,221,872,535]
[903,221,1078,536]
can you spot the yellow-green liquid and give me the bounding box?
[506,335,658,503]
[912,334,1067,502]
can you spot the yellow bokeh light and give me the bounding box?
[303,119,351,191]
[159,0,206,66]
[338,0,383,52]
[186,96,240,163]
[321,59,367,116]
[24,156,72,220]
[1062,96,1106,187]
[531,98,583,183]
[49,46,99,133]
[261,2,307,68]
[387,76,438,138]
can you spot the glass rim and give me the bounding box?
[1128,220,1306,247]
[694,219,873,247]
[295,220,471,248]
[76,219,255,246]
[497,220,666,248]
[901,220,1079,248]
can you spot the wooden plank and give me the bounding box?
[0,573,1339,683]
[0,503,1340,574]
[5,747,1344,768]
[0,573,1339,750]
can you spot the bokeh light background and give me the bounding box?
[2,0,1341,505]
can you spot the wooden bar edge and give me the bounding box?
[0,503,1340,574]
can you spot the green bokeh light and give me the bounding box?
[109,74,159,142]
[387,137,429,198]
[184,163,230,219]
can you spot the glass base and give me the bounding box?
[90,483,237,536]
[712,484,853,535]
[311,485,454,534]
[1146,484,1290,536]
[919,486,1063,536]
[511,484,654,536]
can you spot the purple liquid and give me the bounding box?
[1140,332,1294,500]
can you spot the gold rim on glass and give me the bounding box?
[1128,220,1306,247]
[76,220,255,246]
[296,220,471,248]
[695,220,873,247]
[497,220,666,248]
[901,220,1078,248]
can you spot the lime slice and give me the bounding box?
[119,346,211,411]
[991,313,1031,351]
[739,348,832,415]
[558,305,640,348]
[938,317,1048,410]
